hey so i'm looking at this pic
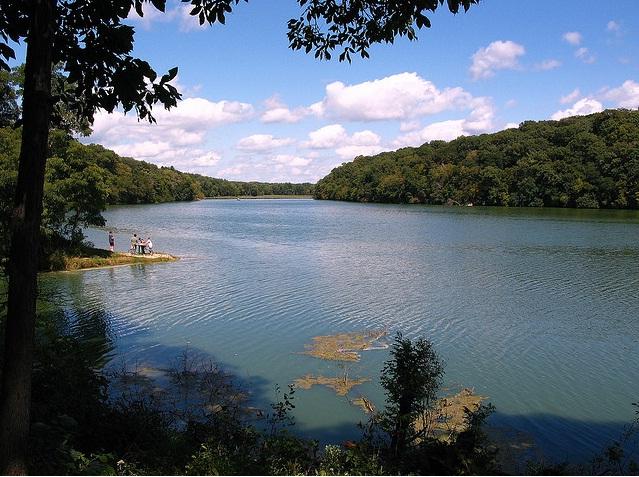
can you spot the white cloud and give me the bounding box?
[505,99,517,108]
[399,120,421,132]
[504,122,520,130]
[469,40,525,80]
[462,97,495,133]
[126,3,176,30]
[260,96,309,123]
[190,151,222,168]
[110,141,172,159]
[563,31,583,46]
[216,155,325,183]
[271,154,312,167]
[560,88,581,104]
[89,96,253,175]
[551,80,638,121]
[393,100,494,147]
[604,80,639,108]
[236,134,294,152]
[335,131,383,159]
[551,98,603,120]
[217,164,249,178]
[392,96,495,148]
[395,120,466,146]
[303,124,383,159]
[575,47,596,64]
[175,4,207,32]
[607,20,620,32]
[313,72,486,122]
[170,75,202,98]
[126,2,206,32]
[535,59,562,71]
[92,98,253,146]
[304,124,348,149]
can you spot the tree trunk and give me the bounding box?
[391,396,411,457]
[0,0,56,474]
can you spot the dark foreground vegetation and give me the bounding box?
[0,308,636,476]
[314,109,639,209]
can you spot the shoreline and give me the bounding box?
[43,251,178,273]
[205,194,313,200]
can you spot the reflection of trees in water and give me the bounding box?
[109,349,249,431]
[36,273,115,370]
[129,263,148,280]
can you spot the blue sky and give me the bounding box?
[14,0,639,183]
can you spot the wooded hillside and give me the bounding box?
[314,109,639,209]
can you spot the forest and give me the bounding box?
[0,126,313,258]
[314,109,639,209]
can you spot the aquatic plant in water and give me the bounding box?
[301,330,388,362]
[293,374,370,396]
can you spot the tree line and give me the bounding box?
[0,126,313,252]
[314,109,639,209]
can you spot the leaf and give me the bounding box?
[166,67,178,82]
[150,0,166,12]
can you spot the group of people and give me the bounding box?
[130,233,153,255]
[108,231,154,254]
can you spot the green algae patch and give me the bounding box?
[294,374,369,396]
[302,330,388,362]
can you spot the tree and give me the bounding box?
[379,332,444,458]
[0,0,478,472]
[0,69,19,127]
[43,143,108,245]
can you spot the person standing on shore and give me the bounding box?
[130,234,137,254]
[108,231,115,252]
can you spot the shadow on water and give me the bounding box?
[488,410,638,465]
[34,299,639,471]
[34,264,638,471]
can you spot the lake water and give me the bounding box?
[40,199,639,462]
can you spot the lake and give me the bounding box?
[40,199,639,462]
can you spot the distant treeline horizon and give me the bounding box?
[314,109,639,209]
[0,127,314,207]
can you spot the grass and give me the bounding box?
[44,246,177,272]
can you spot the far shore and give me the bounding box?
[205,194,313,200]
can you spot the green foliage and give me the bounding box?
[364,333,501,475]
[318,444,385,475]
[379,332,444,457]
[4,64,93,136]
[315,109,639,209]
[0,69,19,127]
[0,126,313,262]
[288,0,478,62]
